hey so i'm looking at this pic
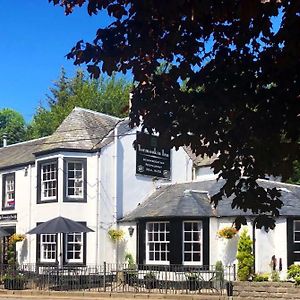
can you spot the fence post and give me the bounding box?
[103,261,106,292]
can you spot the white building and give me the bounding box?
[0,107,299,277]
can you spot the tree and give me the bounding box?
[236,229,254,281]
[27,69,132,139]
[0,109,26,147]
[49,0,300,229]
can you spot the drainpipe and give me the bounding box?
[28,164,32,263]
[113,124,120,265]
[95,151,100,265]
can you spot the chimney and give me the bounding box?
[3,134,7,147]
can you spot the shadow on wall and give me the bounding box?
[19,238,28,264]
[223,236,239,265]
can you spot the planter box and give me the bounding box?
[4,278,26,290]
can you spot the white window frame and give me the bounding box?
[294,220,300,243]
[3,173,15,209]
[146,221,170,265]
[66,161,84,199]
[182,221,203,265]
[41,161,57,201]
[40,234,57,263]
[65,232,84,264]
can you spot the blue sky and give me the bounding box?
[0,1,111,122]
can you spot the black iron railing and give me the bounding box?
[0,263,235,295]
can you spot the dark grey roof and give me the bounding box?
[0,137,48,171]
[122,179,300,221]
[0,107,122,170]
[36,107,121,154]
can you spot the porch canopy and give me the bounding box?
[27,216,94,234]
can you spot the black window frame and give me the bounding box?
[2,172,15,211]
[138,217,209,267]
[63,158,87,203]
[37,158,58,204]
[36,221,87,266]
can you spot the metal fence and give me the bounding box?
[0,263,235,295]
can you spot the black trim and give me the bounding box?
[0,162,35,172]
[36,222,58,265]
[138,218,209,266]
[202,218,209,266]
[138,222,146,265]
[287,217,295,267]
[63,158,87,203]
[2,173,15,211]
[63,222,87,266]
[37,158,58,204]
[169,219,182,264]
[34,148,101,156]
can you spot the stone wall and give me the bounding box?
[233,281,300,299]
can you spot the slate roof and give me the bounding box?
[122,179,300,221]
[0,107,122,170]
[36,107,121,154]
[0,137,48,171]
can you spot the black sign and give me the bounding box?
[136,132,171,179]
[0,214,17,222]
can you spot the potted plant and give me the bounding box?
[124,253,137,285]
[3,273,26,290]
[144,272,156,289]
[108,228,124,242]
[3,233,26,290]
[217,226,238,239]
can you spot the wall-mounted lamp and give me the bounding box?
[24,166,28,177]
[128,226,134,237]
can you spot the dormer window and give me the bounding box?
[37,158,58,203]
[2,173,15,210]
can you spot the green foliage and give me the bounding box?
[236,229,254,281]
[253,273,269,282]
[271,271,280,282]
[287,264,300,280]
[27,69,132,139]
[0,109,26,146]
[215,261,224,282]
[294,276,300,285]
[50,0,300,229]
[125,252,135,268]
[287,161,300,185]
[108,228,124,242]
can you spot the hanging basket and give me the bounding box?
[217,226,238,239]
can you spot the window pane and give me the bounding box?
[184,222,192,231]
[295,232,300,242]
[146,222,169,263]
[193,253,200,261]
[184,253,191,261]
[295,221,300,231]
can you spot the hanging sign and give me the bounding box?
[136,132,171,179]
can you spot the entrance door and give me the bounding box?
[1,226,16,265]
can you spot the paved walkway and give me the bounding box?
[0,290,226,300]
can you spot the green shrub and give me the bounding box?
[294,276,300,285]
[287,264,300,280]
[271,271,280,282]
[236,228,254,281]
[215,260,224,282]
[253,273,269,282]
